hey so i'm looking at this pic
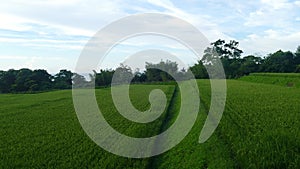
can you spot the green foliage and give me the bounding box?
[53,69,73,89]
[260,50,296,72]
[0,69,73,93]
[112,64,133,85]
[188,60,208,79]
[94,69,115,87]
[194,40,300,78]
[295,65,300,73]
[145,60,188,82]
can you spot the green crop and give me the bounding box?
[198,80,300,168]
[240,73,300,87]
[1,79,299,168]
[0,85,175,168]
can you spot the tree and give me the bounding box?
[112,64,133,85]
[210,39,243,59]
[0,69,17,93]
[132,71,147,83]
[14,68,33,92]
[295,64,300,73]
[145,60,179,82]
[53,69,73,89]
[189,60,208,79]
[72,73,88,88]
[95,69,114,87]
[30,69,52,91]
[260,50,295,73]
[239,55,262,75]
[201,39,243,78]
[293,46,300,70]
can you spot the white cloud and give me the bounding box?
[295,1,300,6]
[0,12,95,37]
[0,37,86,44]
[241,30,300,55]
[0,0,300,71]
[22,43,84,50]
[245,8,288,27]
[146,0,230,41]
[0,14,33,31]
[0,0,129,37]
[0,55,75,73]
[261,0,292,10]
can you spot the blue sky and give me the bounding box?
[1,0,300,73]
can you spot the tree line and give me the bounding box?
[0,69,75,93]
[1,39,300,93]
[0,61,185,93]
[190,39,300,79]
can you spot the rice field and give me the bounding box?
[1,77,299,168]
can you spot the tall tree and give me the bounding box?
[95,69,114,87]
[261,50,295,73]
[145,60,179,82]
[72,73,88,88]
[189,60,208,79]
[202,39,243,78]
[294,46,300,72]
[14,68,33,92]
[0,69,17,93]
[53,69,73,89]
[112,64,133,85]
[239,55,262,75]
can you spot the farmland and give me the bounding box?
[240,73,300,87]
[0,85,175,168]
[1,78,300,168]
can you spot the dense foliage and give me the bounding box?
[189,40,300,78]
[0,61,186,93]
[0,69,75,93]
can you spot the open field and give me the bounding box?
[0,85,175,168]
[1,79,300,168]
[240,73,300,87]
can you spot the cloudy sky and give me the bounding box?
[1,0,300,73]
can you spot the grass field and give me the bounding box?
[1,78,300,168]
[240,73,300,87]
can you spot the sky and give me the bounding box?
[1,0,300,73]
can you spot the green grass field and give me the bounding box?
[240,73,300,87]
[1,78,300,168]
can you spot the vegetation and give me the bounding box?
[0,61,186,93]
[0,69,75,93]
[240,73,300,87]
[146,79,300,168]
[1,39,300,168]
[1,40,300,94]
[0,85,175,168]
[1,79,299,168]
[199,80,300,168]
[189,40,300,79]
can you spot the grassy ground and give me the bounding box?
[1,79,299,168]
[0,85,175,168]
[208,80,300,168]
[240,73,300,87]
